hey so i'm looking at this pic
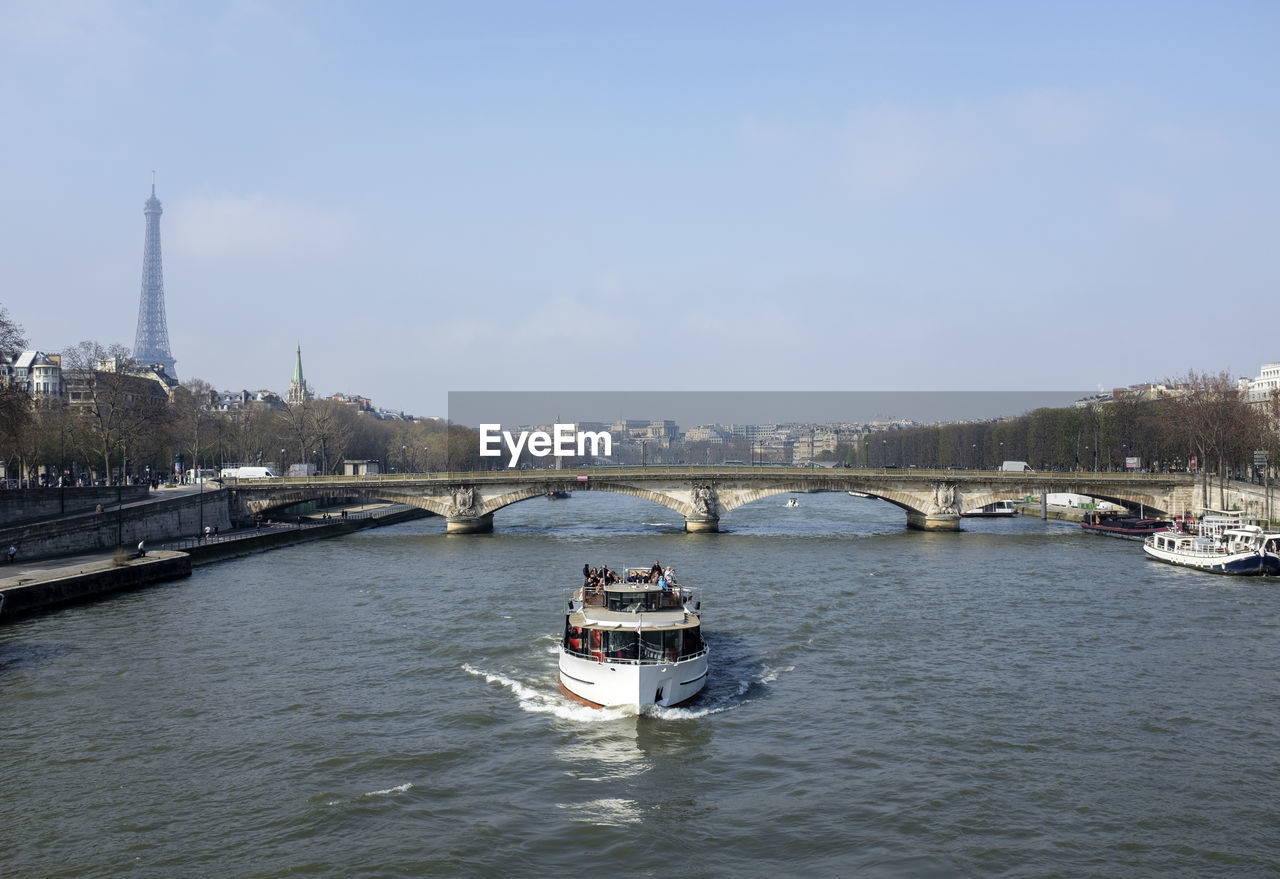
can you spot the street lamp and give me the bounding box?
[117,441,127,549]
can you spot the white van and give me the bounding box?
[1000,461,1034,472]
[219,466,278,479]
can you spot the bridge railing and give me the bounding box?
[221,466,1194,487]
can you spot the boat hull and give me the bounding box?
[1082,520,1172,540]
[558,650,709,710]
[1142,543,1280,575]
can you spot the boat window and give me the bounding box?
[604,589,675,612]
[604,630,637,660]
[563,625,587,657]
[640,631,666,663]
[682,626,703,658]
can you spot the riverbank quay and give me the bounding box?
[161,503,430,567]
[0,550,192,620]
[0,503,430,622]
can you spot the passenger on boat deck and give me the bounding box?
[664,566,676,586]
[649,560,662,583]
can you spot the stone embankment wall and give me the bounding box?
[1,551,192,619]
[178,506,430,567]
[0,507,430,621]
[0,491,232,562]
[0,486,151,525]
[1193,479,1278,523]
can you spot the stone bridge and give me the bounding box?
[222,466,1200,533]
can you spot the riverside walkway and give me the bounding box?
[0,502,425,621]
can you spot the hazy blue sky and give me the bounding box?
[2,1,1277,417]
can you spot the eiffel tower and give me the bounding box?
[133,176,177,379]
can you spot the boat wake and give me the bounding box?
[316,782,414,807]
[463,662,630,722]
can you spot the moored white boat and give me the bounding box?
[559,565,708,711]
[1143,510,1280,575]
[961,499,1018,517]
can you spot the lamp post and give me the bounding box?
[198,452,204,539]
[59,422,66,514]
[116,441,126,549]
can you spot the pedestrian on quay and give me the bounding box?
[203,525,211,542]
[137,540,146,558]
[7,545,15,563]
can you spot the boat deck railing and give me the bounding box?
[561,644,708,666]
[578,585,691,611]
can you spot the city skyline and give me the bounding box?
[2,3,1277,416]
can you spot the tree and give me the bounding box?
[0,305,32,476]
[62,341,170,482]
[1163,370,1251,508]
[170,379,218,480]
[0,305,26,359]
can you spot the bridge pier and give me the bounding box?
[446,514,494,534]
[905,512,962,532]
[684,516,720,533]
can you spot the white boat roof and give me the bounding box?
[570,609,697,629]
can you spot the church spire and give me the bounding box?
[288,343,311,405]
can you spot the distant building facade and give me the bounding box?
[0,351,64,399]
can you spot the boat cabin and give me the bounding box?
[563,565,705,665]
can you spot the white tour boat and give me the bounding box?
[786,497,799,508]
[961,499,1018,517]
[1143,510,1280,575]
[560,565,708,711]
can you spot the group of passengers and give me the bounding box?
[583,564,620,590]
[628,560,677,589]
[582,561,678,591]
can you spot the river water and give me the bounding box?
[3,492,1279,877]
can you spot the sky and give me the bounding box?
[2,1,1277,419]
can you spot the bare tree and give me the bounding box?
[62,341,168,482]
[0,306,32,476]
[170,379,218,479]
[1163,370,1249,508]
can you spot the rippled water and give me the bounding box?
[3,492,1280,877]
